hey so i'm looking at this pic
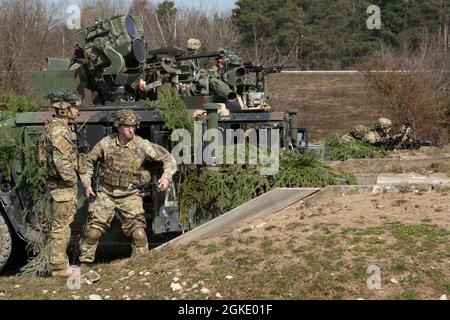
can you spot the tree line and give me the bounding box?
[233,0,450,68]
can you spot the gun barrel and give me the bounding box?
[176,51,224,61]
[209,78,237,101]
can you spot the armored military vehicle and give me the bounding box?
[0,14,307,271]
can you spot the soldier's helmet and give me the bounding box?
[186,38,201,51]
[48,90,81,116]
[114,109,141,128]
[375,118,392,130]
[350,124,370,139]
[217,47,226,59]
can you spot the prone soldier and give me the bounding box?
[341,124,370,143]
[362,118,392,145]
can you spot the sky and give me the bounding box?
[158,0,237,14]
[47,0,237,15]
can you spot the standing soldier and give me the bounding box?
[363,118,392,145]
[79,109,177,270]
[39,91,81,277]
[213,49,227,80]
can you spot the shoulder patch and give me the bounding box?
[53,135,73,152]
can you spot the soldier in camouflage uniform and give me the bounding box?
[362,118,392,145]
[40,91,81,277]
[341,124,370,143]
[79,109,177,268]
[212,48,226,80]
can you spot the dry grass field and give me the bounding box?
[267,72,385,141]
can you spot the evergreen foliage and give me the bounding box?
[0,126,20,181]
[0,127,49,275]
[144,85,194,134]
[325,135,387,161]
[180,149,356,226]
[0,91,37,121]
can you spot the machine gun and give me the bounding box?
[372,123,433,150]
[243,63,293,76]
[146,47,238,103]
[373,136,433,150]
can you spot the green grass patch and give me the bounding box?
[402,289,418,300]
[204,243,220,255]
[241,227,252,233]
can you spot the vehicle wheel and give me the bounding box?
[0,212,12,271]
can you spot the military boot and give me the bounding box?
[52,266,78,278]
[131,244,149,257]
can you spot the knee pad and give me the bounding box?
[132,228,148,247]
[84,228,102,245]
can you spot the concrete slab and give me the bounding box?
[376,173,450,186]
[156,188,319,249]
[354,174,379,185]
[336,156,450,174]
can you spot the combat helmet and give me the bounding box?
[186,38,201,51]
[350,124,369,139]
[375,118,392,130]
[217,47,226,59]
[47,90,81,116]
[114,109,141,128]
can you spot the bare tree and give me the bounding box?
[80,0,128,26]
[0,0,64,99]
[361,38,450,144]
[129,0,241,52]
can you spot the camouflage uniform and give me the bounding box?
[341,125,370,143]
[42,105,79,272]
[362,118,392,145]
[79,110,177,263]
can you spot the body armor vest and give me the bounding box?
[99,136,150,188]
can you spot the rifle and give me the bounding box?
[90,161,100,203]
[74,121,90,154]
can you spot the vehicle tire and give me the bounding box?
[0,212,12,271]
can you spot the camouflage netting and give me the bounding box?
[325,135,387,161]
[142,87,356,225]
[18,146,50,276]
[0,126,50,275]
[179,148,356,226]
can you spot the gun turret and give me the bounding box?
[70,15,147,103]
